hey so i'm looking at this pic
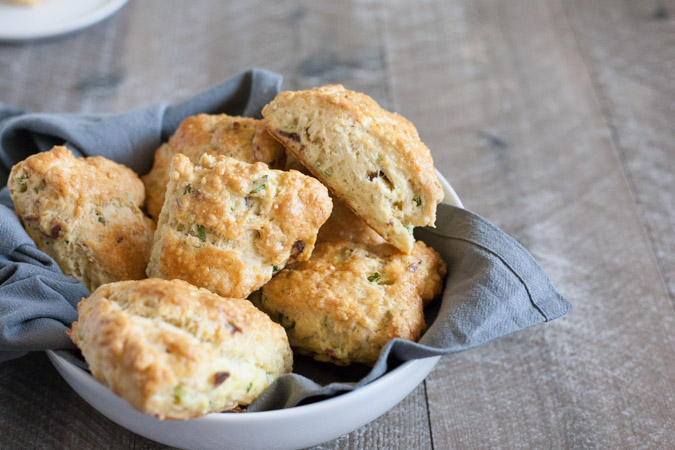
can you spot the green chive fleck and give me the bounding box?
[272,265,279,272]
[197,225,206,242]
[413,197,422,206]
[183,183,192,195]
[323,168,332,177]
[64,240,70,245]
[246,382,253,394]
[407,225,414,236]
[250,183,266,194]
[173,386,184,404]
[367,272,382,283]
[314,161,322,167]
[98,216,106,224]
[18,175,28,186]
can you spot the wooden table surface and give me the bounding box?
[1,1,674,448]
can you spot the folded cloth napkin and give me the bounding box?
[0,69,571,411]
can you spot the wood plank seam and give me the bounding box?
[557,0,675,311]
[374,0,397,113]
[423,380,436,450]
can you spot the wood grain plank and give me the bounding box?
[0,1,431,449]
[0,7,130,114]
[381,0,675,447]
[0,352,167,450]
[561,0,675,305]
[112,0,392,112]
[312,384,432,450]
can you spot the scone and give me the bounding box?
[8,146,155,292]
[146,153,332,298]
[68,278,293,419]
[257,240,447,366]
[262,85,444,253]
[143,114,286,221]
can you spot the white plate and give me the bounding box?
[0,0,129,42]
[48,171,462,450]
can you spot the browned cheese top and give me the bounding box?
[142,114,286,220]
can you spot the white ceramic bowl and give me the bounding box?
[0,0,129,42]
[47,171,462,450]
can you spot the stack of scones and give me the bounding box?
[8,85,447,419]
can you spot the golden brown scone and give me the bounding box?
[146,153,332,298]
[68,278,292,419]
[256,240,447,366]
[143,114,286,221]
[262,85,444,254]
[8,146,155,291]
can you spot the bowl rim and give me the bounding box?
[48,169,462,421]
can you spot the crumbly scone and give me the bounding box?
[8,146,155,291]
[68,278,293,419]
[146,153,332,298]
[143,114,286,221]
[262,85,444,253]
[257,240,447,366]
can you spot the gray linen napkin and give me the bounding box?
[0,69,571,411]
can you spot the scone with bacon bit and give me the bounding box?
[146,153,332,298]
[68,278,293,419]
[8,146,155,291]
[143,114,286,221]
[262,84,443,254]
[257,240,447,366]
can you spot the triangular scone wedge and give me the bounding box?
[262,85,443,253]
[142,114,286,221]
[69,279,293,419]
[8,146,155,291]
[255,239,447,366]
[147,153,332,298]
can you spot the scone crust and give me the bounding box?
[68,278,293,419]
[147,153,332,298]
[143,114,286,220]
[8,146,155,291]
[258,240,447,366]
[262,85,443,253]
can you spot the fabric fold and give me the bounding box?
[248,203,571,411]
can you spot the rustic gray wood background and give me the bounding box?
[1,0,673,448]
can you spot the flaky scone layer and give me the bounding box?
[68,278,293,419]
[8,146,155,291]
[147,153,332,298]
[263,85,443,253]
[143,114,286,220]
[257,240,447,366]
